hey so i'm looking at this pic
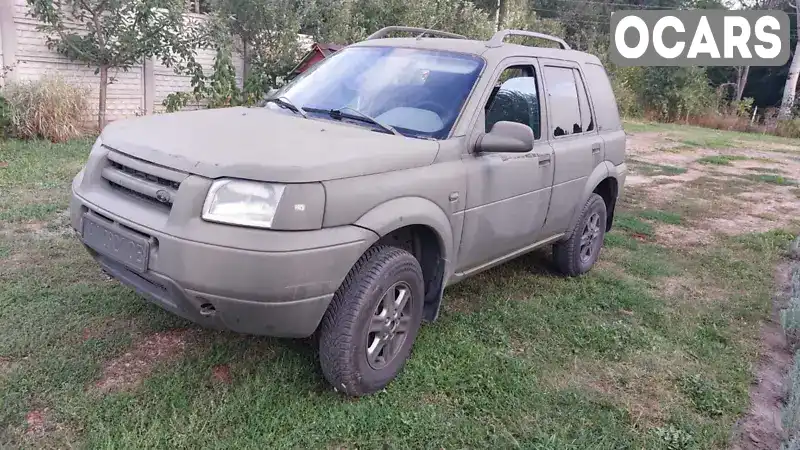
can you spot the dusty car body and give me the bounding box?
[70,26,626,396]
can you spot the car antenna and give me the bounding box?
[415,21,440,40]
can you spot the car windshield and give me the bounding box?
[268,46,485,140]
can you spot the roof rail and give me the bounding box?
[487,29,570,50]
[366,26,467,41]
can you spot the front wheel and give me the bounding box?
[318,246,425,396]
[553,193,607,276]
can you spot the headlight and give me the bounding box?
[202,179,285,228]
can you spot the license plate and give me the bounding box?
[81,215,149,272]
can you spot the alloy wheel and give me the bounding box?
[365,281,413,370]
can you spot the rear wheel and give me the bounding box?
[318,246,424,396]
[553,193,607,276]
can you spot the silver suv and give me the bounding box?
[70,26,627,396]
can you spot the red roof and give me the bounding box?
[316,43,344,56]
[289,43,343,77]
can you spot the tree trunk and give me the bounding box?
[98,65,108,131]
[242,43,249,87]
[778,41,800,120]
[497,0,507,31]
[735,66,749,102]
[778,5,800,120]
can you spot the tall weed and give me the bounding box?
[775,119,800,139]
[4,75,89,142]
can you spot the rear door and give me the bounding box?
[538,59,603,236]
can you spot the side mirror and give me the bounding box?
[476,121,534,153]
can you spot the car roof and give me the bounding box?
[347,34,602,66]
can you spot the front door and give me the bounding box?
[456,59,555,272]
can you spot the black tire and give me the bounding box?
[553,193,607,276]
[318,245,424,396]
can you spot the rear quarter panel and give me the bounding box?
[581,62,625,166]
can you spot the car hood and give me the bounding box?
[99,107,439,182]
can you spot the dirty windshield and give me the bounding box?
[269,46,485,140]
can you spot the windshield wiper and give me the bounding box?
[265,96,308,119]
[305,106,400,136]
[332,107,401,136]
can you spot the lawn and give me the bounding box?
[1,123,799,449]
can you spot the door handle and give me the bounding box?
[591,144,601,154]
[538,154,551,166]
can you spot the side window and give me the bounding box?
[583,63,621,131]
[485,65,541,139]
[542,66,594,137]
[574,70,595,133]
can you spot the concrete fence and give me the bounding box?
[0,0,245,124]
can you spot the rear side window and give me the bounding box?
[542,66,594,137]
[574,72,594,133]
[582,63,622,132]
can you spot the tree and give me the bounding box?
[735,66,750,102]
[496,0,508,30]
[27,0,196,129]
[779,0,800,120]
[211,0,303,88]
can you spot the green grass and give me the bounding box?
[0,137,796,449]
[696,155,749,166]
[604,231,640,250]
[0,138,93,226]
[629,160,688,177]
[680,136,736,149]
[678,374,734,418]
[744,174,798,186]
[639,209,683,225]
[623,120,800,150]
[623,121,665,133]
[746,167,783,174]
[0,202,63,222]
[616,244,676,279]
[614,211,655,237]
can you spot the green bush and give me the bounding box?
[609,66,715,121]
[732,97,754,117]
[609,67,642,119]
[163,45,244,113]
[0,94,10,138]
[4,74,89,142]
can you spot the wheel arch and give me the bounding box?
[593,177,619,232]
[353,197,454,322]
[564,163,611,239]
[599,161,626,231]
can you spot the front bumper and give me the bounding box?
[70,190,377,338]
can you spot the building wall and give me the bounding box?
[0,0,245,124]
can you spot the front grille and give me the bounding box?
[102,150,187,210]
[108,181,172,208]
[109,160,180,190]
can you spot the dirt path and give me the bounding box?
[729,264,793,450]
